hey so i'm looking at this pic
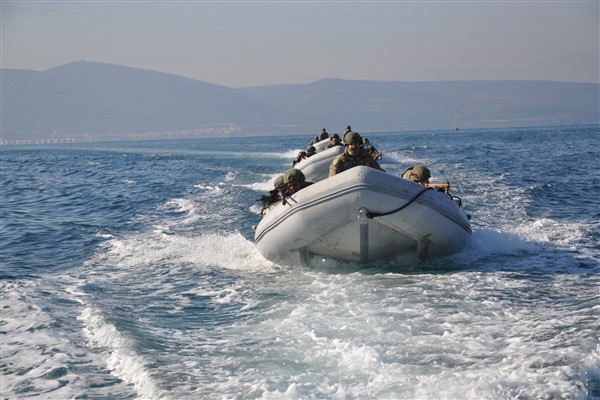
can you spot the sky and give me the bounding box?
[1,1,599,88]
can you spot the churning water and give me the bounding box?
[1,125,599,399]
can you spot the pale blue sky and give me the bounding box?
[2,1,598,87]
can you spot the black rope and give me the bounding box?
[366,186,432,219]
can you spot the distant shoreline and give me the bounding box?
[2,123,598,147]
[3,62,598,142]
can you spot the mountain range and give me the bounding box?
[2,61,598,141]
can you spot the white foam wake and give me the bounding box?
[78,305,165,400]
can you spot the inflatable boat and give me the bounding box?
[294,145,344,183]
[312,138,330,153]
[255,166,471,266]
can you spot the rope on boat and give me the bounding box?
[365,186,432,219]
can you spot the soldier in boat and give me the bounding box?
[402,165,451,193]
[292,151,308,166]
[318,128,329,141]
[284,168,313,194]
[362,137,383,160]
[259,175,290,216]
[326,133,342,149]
[329,131,385,176]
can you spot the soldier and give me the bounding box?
[306,145,317,157]
[401,165,431,184]
[283,168,313,194]
[318,128,329,141]
[329,131,385,177]
[326,133,342,149]
[362,137,382,160]
[260,175,290,216]
[292,151,307,166]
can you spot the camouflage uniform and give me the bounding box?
[329,147,385,176]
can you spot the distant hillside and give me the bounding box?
[1,61,598,141]
[241,79,600,134]
[1,61,276,141]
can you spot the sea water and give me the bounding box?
[1,125,599,399]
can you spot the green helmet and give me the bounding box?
[343,131,362,145]
[274,175,285,188]
[284,168,305,184]
[403,165,431,182]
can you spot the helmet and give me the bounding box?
[306,145,316,153]
[343,131,362,145]
[332,133,340,139]
[403,166,431,182]
[274,175,285,188]
[284,168,306,184]
[362,137,370,144]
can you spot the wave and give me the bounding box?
[78,304,164,400]
[0,279,141,398]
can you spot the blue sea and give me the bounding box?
[1,125,599,399]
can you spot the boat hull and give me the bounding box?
[255,166,471,265]
[295,145,344,182]
[312,139,330,153]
